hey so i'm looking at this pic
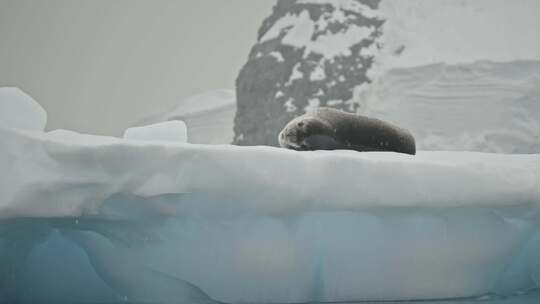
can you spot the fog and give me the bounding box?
[0,0,274,135]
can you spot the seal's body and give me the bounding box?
[278,107,416,155]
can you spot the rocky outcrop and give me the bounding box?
[234,0,384,146]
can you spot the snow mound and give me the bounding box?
[123,120,187,143]
[359,60,540,153]
[137,89,235,144]
[1,125,540,302]
[0,87,47,131]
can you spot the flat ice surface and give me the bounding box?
[0,87,46,131]
[1,125,540,303]
[123,120,188,143]
[2,127,539,218]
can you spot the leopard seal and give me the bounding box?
[278,107,416,155]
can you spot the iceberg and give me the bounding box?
[1,89,540,303]
[359,61,540,153]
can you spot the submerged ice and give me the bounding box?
[1,89,540,303]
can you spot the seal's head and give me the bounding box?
[278,115,334,150]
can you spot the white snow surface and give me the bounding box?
[2,127,539,218]
[379,0,540,69]
[123,120,187,143]
[1,88,540,303]
[0,87,46,131]
[358,61,540,153]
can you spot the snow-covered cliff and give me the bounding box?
[234,0,384,146]
[360,60,540,153]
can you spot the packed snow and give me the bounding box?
[358,61,540,153]
[379,0,540,69]
[1,89,540,303]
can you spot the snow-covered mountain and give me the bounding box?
[231,0,540,148]
[234,0,385,146]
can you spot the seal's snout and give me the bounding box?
[279,128,302,150]
[285,131,296,141]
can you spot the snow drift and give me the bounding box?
[359,60,540,153]
[1,88,540,303]
[136,90,235,144]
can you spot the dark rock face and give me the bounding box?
[234,0,384,146]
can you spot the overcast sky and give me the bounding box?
[1,0,539,136]
[0,0,275,135]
